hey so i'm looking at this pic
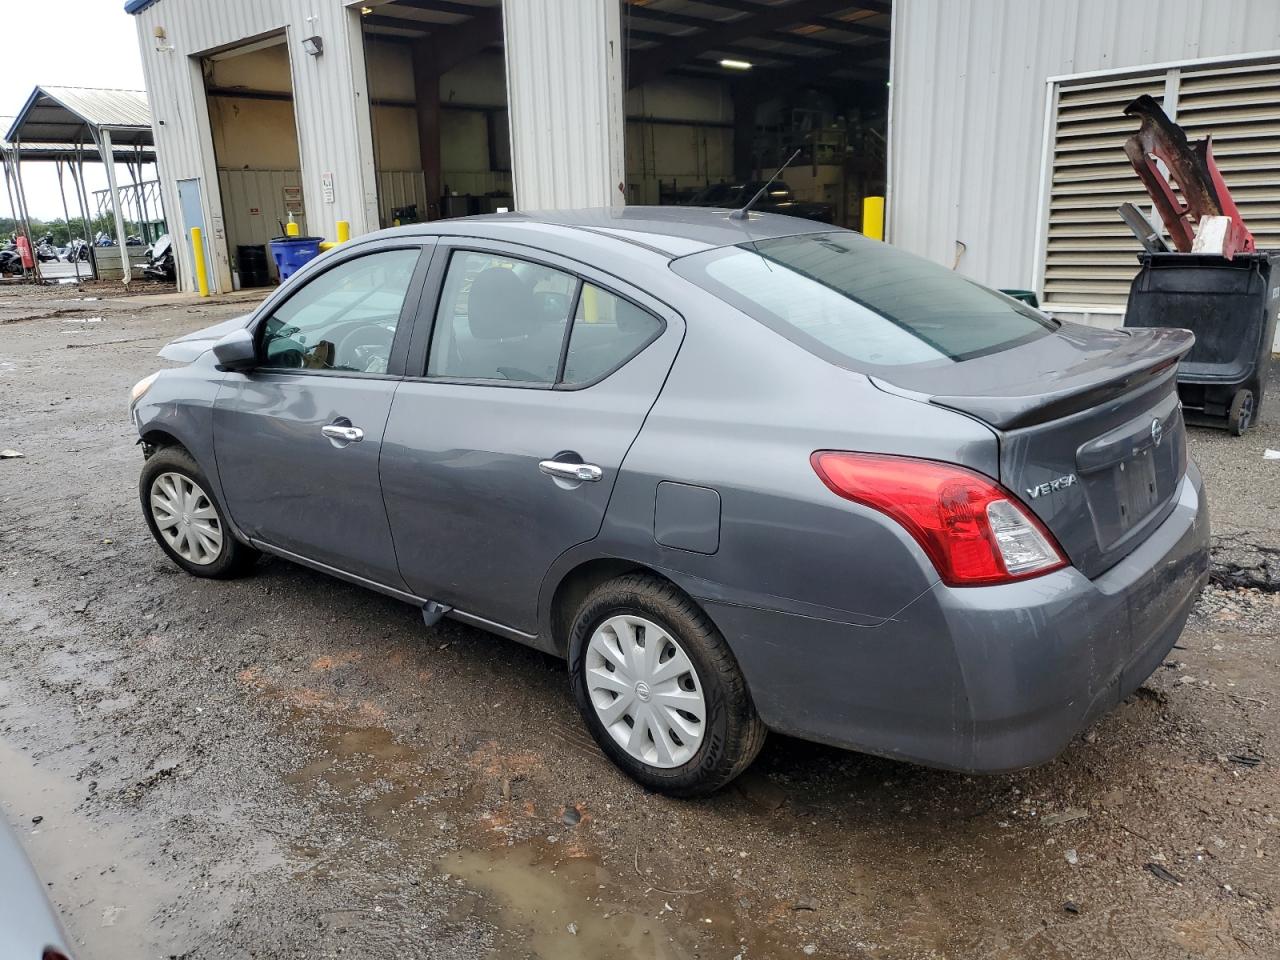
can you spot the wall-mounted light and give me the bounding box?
[153,24,175,53]
[302,35,324,57]
[360,6,373,13]
[719,59,752,71]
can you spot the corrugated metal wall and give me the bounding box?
[502,0,625,210]
[217,169,306,249]
[133,0,377,292]
[889,0,1280,306]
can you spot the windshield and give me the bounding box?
[671,232,1056,368]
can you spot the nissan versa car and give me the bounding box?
[130,207,1209,796]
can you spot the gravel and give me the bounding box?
[1,283,1277,959]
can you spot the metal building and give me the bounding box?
[127,0,892,294]
[129,0,1278,333]
[889,0,1280,333]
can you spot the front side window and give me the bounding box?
[672,233,1056,369]
[260,248,420,374]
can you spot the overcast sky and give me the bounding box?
[3,1,147,222]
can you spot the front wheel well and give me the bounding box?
[548,559,694,658]
[139,429,185,458]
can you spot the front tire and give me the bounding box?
[140,445,258,578]
[569,574,766,796]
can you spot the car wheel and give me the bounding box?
[569,573,766,796]
[139,445,258,578]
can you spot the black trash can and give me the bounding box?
[1124,251,1278,435]
[236,244,271,288]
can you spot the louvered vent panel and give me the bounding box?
[1044,75,1167,307]
[1175,64,1280,254]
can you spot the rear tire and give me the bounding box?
[1229,389,1254,436]
[140,445,258,578]
[569,574,766,796]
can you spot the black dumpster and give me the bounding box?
[1124,251,1278,435]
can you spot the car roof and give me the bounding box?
[391,205,835,259]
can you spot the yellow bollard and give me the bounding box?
[285,220,300,238]
[582,283,599,322]
[190,227,209,298]
[862,196,885,241]
[336,220,350,243]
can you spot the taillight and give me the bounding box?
[810,451,1067,587]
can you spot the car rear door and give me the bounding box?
[212,239,433,588]
[380,238,684,636]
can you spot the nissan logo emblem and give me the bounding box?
[1151,418,1163,446]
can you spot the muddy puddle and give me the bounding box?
[0,736,185,956]
[284,717,800,959]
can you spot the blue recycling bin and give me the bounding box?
[269,236,323,282]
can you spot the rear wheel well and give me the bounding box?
[549,559,692,657]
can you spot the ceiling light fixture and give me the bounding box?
[719,58,752,70]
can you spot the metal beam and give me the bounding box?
[361,13,430,33]
[386,0,494,18]
[767,30,886,54]
[815,15,890,38]
[627,29,812,66]
[624,2,889,40]
[93,127,131,284]
[624,5,736,31]
[690,0,891,17]
[626,0,867,88]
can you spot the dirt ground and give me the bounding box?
[1,283,1277,960]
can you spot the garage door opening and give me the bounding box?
[359,0,510,225]
[203,34,304,287]
[621,0,891,230]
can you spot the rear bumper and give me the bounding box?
[708,461,1210,772]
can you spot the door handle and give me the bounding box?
[539,460,603,482]
[322,424,364,443]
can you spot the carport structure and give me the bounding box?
[3,86,157,283]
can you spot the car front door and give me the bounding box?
[213,240,433,588]
[379,240,684,636]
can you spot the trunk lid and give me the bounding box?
[871,323,1193,579]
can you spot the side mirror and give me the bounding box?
[212,327,257,371]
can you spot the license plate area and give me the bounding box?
[1078,402,1184,552]
[1113,447,1160,534]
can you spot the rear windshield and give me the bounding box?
[671,232,1056,368]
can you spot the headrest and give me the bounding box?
[467,268,532,340]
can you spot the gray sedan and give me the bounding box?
[1,816,73,959]
[130,208,1209,795]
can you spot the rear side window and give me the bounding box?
[562,283,663,385]
[425,250,663,387]
[427,251,576,384]
[672,233,1055,368]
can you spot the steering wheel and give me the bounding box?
[334,323,395,372]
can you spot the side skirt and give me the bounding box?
[247,539,554,655]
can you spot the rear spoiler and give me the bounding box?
[927,327,1194,430]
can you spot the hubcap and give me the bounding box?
[150,471,223,565]
[584,615,706,769]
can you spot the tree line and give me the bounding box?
[2,214,130,244]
